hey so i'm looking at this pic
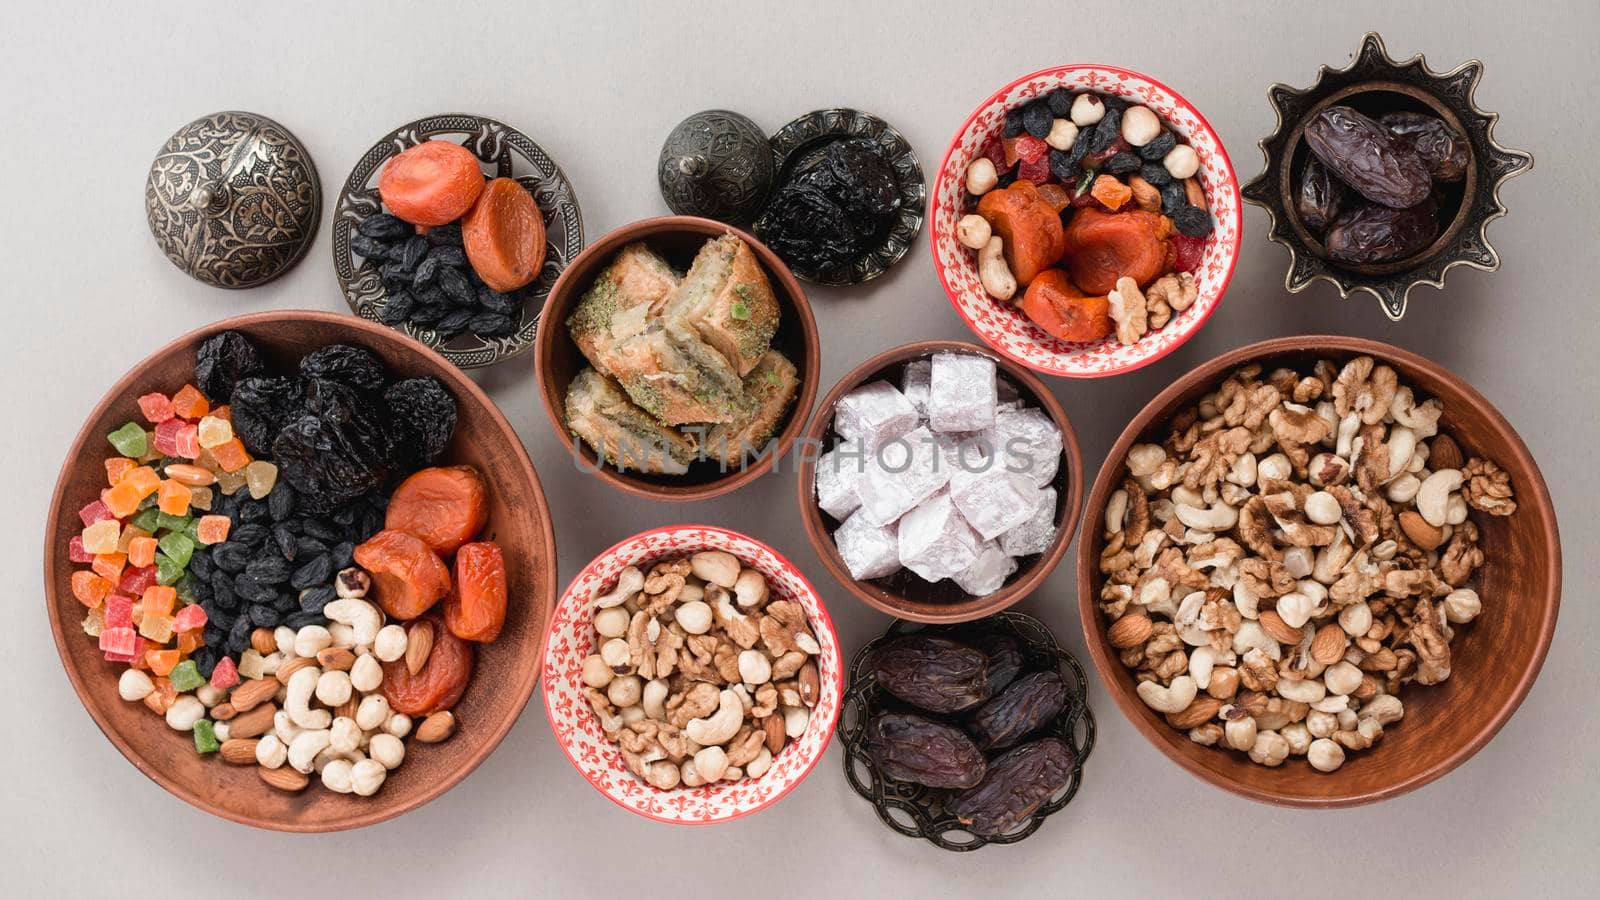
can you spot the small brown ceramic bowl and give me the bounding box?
[1076,335,1560,807]
[534,215,820,502]
[44,310,558,831]
[798,340,1083,624]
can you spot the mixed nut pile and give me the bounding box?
[1097,357,1515,771]
[581,552,821,790]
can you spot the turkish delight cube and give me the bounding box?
[897,491,982,582]
[814,440,867,520]
[833,509,901,581]
[833,380,919,451]
[856,427,951,526]
[953,541,1019,596]
[950,466,1041,541]
[928,352,997,433]
[988,407,1063,486]
[900,359,932,414]
[1000,487,1058,557]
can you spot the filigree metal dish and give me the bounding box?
[1241,32,1532,320]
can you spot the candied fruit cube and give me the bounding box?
[145,648,180,676]
[193,719,219,754]
[116,524,150,554]
[105,457,137,486]
[171,385,209,419]
[173,604,208,632]
[142,585,177,617]
[124,466,161,498]
[174,423,201,459]
[236,650,266,680]
[104,594,134,628]
[210,404,231,422]
[209,656,239,691]
[188,485,214,511]
[91,552,127,581]
[195,515,231,545]
[137,393,175,424]
[119,565,156,596]
[210,438,250,473]
[138,613,174,644]
[157,532,195,568]
[196,415,233,449]
[106,422,148,458]
[82,606,105,638]
[127,535,158,569]
[103,481,143,518]
[154,552,184,586]
[163,464,216,487]
[129,507,161,534]
[81,519,121,555]
[176,629,203,654]
[153,418,185,456]
[245,460,278,500]
[147,676,175,710]
[157,480,192,516]
[168,659,203,692]
[78,499,113,528]
[215,468,248,495]
[154,510,191,534]
[98,627,138,657]
[71,571,112,608]
[68,535,93,564]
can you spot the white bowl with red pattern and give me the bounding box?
[931,64,1241,378]
[541,525,843,824]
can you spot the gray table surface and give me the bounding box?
[4,1,1595,896]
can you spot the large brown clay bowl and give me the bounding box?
[1076,335,1560,807]
[534,215,820,502]
[798,340,1083,624]
[43,310,558,831]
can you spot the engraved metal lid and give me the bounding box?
[657,109,774,225]
[145,111,321,289]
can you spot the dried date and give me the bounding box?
[1324,195,1439,264]
[1380,111,1469,182]
[867,712,987,789]
[1303,106,1431,209]
[948,738,1074,837]
[967,670,1068,750]
[966,632,1023,697]
[867,636,988,713]
[1296,158,1344,234]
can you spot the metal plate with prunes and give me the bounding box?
[840,612,1094,851]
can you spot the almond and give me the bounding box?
[1429,434,1463,471]
[229,702,277,739]
[415,710,456,743]
[276,656,316,686]
[259,765,308,792]
[229,677,279,713]
[316,647,356,671]
[1354,674,1380,700]
[1183,177,1207,210]
[1258,609,1303,645]
[219,739,259,765]
[1165,696,1223,729]
[406,621,435,676]
[1128,175,1161,213]
[250,628,278,656]
[1399,510,1445,551]
[1206,666,1240,700]
[761,713,785,754]
[1310,623,1348,665]
[1108,613,1154,649]
[210,702,238,721]
[1359,648,1398,672]
[797,661,819,708]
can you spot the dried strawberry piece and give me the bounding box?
[1173,234,1206,273]
[1017,153,1051,185]
[1013,135,1048,165]
[978,137,1009,174]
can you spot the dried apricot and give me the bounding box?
[1089,174,1133,211]
[443,541,507,643]
[1061,207,1170,294]
[382,616,474,715]
[976,183,1066,287]
[378,141,485,227]
[352,530,452,620]
[1019,269,1113,343]
[462,178,547,293]
[384,465,489,555]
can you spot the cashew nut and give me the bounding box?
[1275,592,1316,629]
[965,157,998,195]
[1415,468,1463,527]
[1361,694,1404,725]
[1136,675,1198,714]
[324,598,381,649]
[1189,646,1230,690]
[684,689,743,745]
[642,678,669,721]
[782,704,810,738]
[956,214,992,249]
[1277,677,1326,704]
[977,236,1016,301]
[746,747,774,778]
[680,758,706,787]
[1105,489,1129,534]
[593,566,644,608]
[288,729,332,774]
[285,665,330,729]
[1175,500,1238,532]
[293,625,332,659]
[1384,426,1417,482]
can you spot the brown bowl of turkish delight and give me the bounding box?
[798,340,1083,624]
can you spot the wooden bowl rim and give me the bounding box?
[533,215,821,502]
[42,309,558,831]
[1074,334,1561,807]
[797,339,1084,624]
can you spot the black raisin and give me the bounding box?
[273,524,297,561]
[477,287,517,316]
[238,502,269,524]
[1172,204,1214,237]
[1140,163,1173,187]
[356,212,411,241]
[211,542,249,573]
[437,308,473,333]
[1066,125,1093,170]
[1138,131,1176,161]
[188,551,212,581]
[285,611,323,630]
[1022,101,1053,139]
[380,291,415,326]
[295,535,328,556]
[193,331,264,404]
[1048,149,1076,182]
[1089,108,1121,153]
[268,483,295,522]
[290,555,333,591]
[1160,180,1188,214]
[331,541,356,570]
[301,519,340,542]
[438,265,475,306]
[412,256,439,287]
[232,522,267,547]
[399,234,429,271]
[428,245,467,267]
[428,223,463,247]
[1002,107,1025,138]
[409,304,448,326]
[1045,88,1074,118]
[469,312,515,337]
[245,555,292,584]
[1106,152,1141,175]
[247,604,281,627]
[298,585,336,614]
[235,574,279,605]
[348,232,391,261]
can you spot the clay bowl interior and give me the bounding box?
[798,340,1084,624]
[1279,82,1476,274]
[930,64,1241,378]
[541,525,843,824]
[535,215,819,502]
[1076,335,1560,807]
[44,310,558,831]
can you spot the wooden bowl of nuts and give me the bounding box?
[540,525,843,823]
[1075,335,1559,806]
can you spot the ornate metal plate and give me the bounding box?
[1241,32,1533,320]
[145,111,320,289]
[761,108,925,286]
[332,113,584,369]
[840,612,1095,851]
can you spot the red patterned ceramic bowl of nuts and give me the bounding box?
[931,64,1241,378]
[541,525,843,824]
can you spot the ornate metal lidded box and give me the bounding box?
[145,111,321,289]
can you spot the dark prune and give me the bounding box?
[1296,158,1345,234]
[357,212,411,241]
[1022,101,1053,139]
[1304,106,1431,208]
[755,138,899,270]
[303,379,392,464]
[299,344,387,393]
[1045,88,1074,118]
[867,712,987,789]
[273,414,388,517]
[967,671,1069,750]
[820,139,900,219]
[1002,107,1025,138]
[438,265,475,305]
[1137,131,1176,161]
[948,738,1075,837]
[1172,204,1214,237]
[1380,111,1469,182]
[230,376,304,456]
[348,232,392,261]
[193,331,264,404]
[1089,108,1122,154]
[867,636,989,714]
[969,633,1023,696]
[1324,195,1440,264]
[1105,152,1141,175]
[1140,163,1173,187]
[755,184,856,269]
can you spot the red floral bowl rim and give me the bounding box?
[540,524,844,825]
[931,63,1242,378]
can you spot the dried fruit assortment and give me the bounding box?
[863,623,1077,837]
[754,138,902,272]
[563,234,798,475]
[957,88,1213,345]
[814,352,1062,598]
[1295,105,1468,264]
[349,139,550,341]
[579,551,822,790]
[1096,357,1516,772]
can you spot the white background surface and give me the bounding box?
[3,1,1596,896]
